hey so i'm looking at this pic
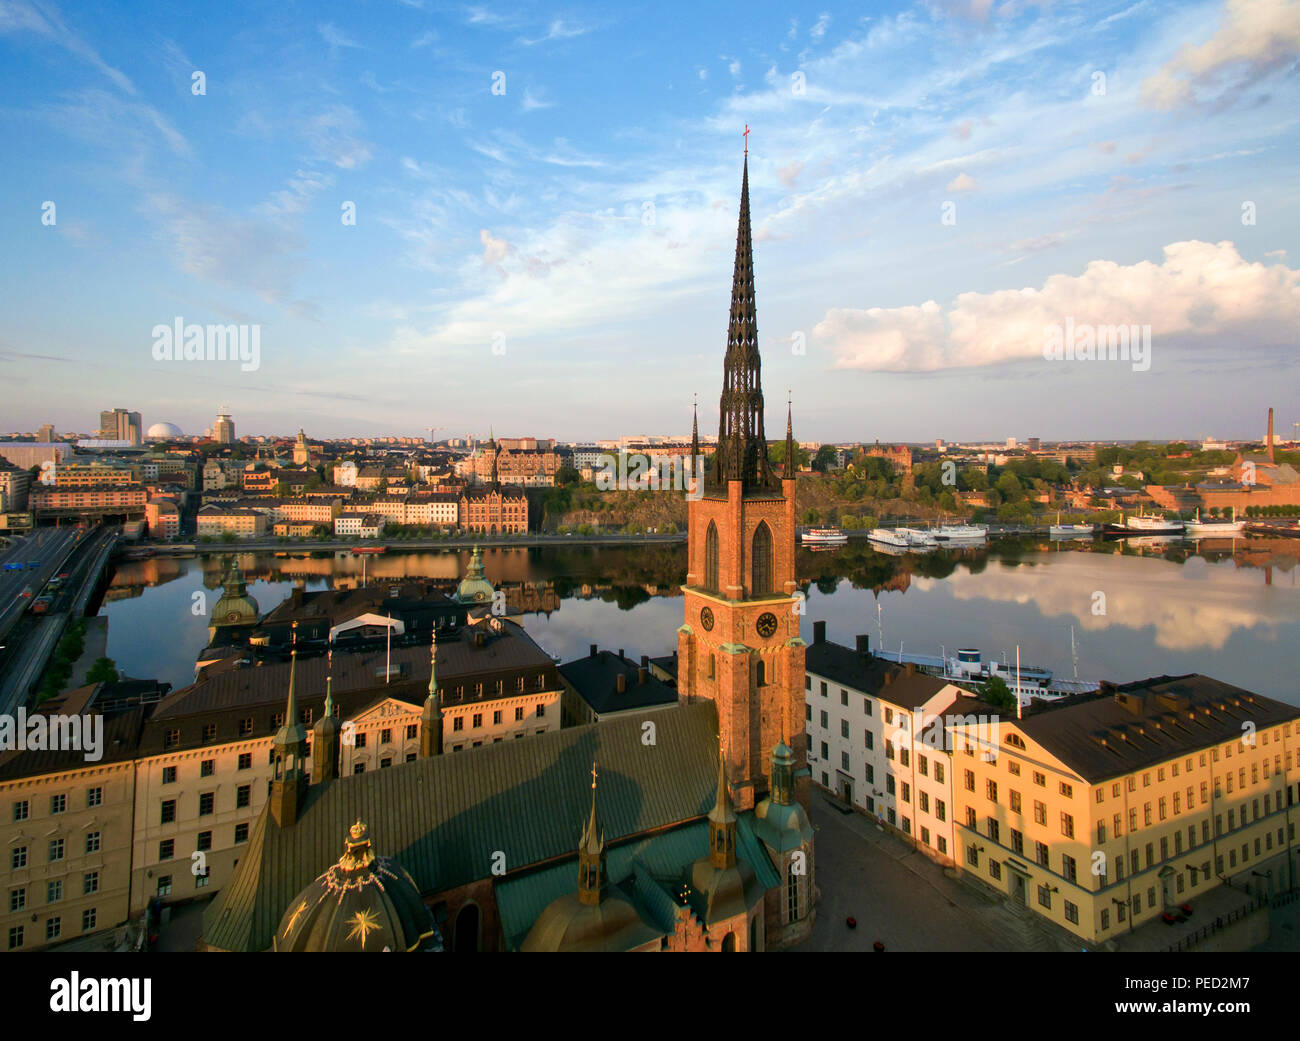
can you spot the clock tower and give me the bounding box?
[677,152,809,814]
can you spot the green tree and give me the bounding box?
[813,445,840,472]
[86,657,119,684]
[977,675,1018,712]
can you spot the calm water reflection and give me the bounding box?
[100,538,1300,704]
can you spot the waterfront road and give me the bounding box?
[0,527,79,643]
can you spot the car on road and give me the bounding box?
[2,563,22,571]
[26,561,41,569]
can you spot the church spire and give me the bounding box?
[270,627,308,826]
[708,745,738,869]
[577,761,606,906]
[714,146,772,490]
[420,632,443,758]
[784,395,796,481]
[311,648,340,785]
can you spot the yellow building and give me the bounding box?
[950,675,1300,945]
[0,704,147,951]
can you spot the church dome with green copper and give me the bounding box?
[211,559,259,628]
[454,545,495,605]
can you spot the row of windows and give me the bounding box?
[451,705,542,731]
[159,785,252,824]
[7,908,97,948]
[11,831,101,869]
[157,823,250,861]
[12,787,103,821]
[9,872,99,911]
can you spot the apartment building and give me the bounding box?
[804,622,965,866]
[949,674,1300,945]
[196,506,267,539]
[334,512,384,538]
[0,705,149,951]
[0,462,32,513]
[30,484,148,519]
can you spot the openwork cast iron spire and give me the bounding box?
[713,156,774,490]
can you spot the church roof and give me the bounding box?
[201,700,723,951]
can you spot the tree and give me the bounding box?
[977,675,1018,712]
[86,657,119,684]
[813,445,840,473]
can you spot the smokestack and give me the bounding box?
[617,648,624,661]
[855,634,870,658]
[813,621,826,645]
[590,643,597,658]
[1268,406,1275,462]
[640,654,649,669]
[616,673,627,694]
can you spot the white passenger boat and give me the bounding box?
[896,526,938,548]
[800,527,848,545]
[933,523,988,543]
[1183,507,1245,538]
[868,528,909,549]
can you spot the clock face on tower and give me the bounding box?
[756,612,778,639]
[700,606,715,631]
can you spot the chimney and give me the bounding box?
[618,648,624,661]
[855,634,870,658]
[638,667,648,685]
[589,643,597,658]
[813,620,826,645]
[616,673,627,694]
[1268,406,1275,462]
[640,654,649,669]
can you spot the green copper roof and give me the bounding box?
[202,700,722,951]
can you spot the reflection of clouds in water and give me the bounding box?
[915,554,1296,653]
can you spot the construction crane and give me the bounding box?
[426,426,443,444]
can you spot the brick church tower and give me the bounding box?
[677,152,809,814]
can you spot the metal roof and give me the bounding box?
[201,700,722,951]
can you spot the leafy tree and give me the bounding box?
[813,445,840,472]
[86,657,119,684]
[976,675,1018,712]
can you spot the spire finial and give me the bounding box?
[427,629,439,701]
[784,392,796,480]
[743,123,749,157]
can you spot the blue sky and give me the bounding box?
[1,0,1297,443]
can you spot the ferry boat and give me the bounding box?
[932,523,988,543]
[800,527,848,546]
[1103,512,1184,537]
[350,545,388,554]
[868,528,910,549]
[1049,513,1096,538]
[1183,507,1245,538]
[897,526,939,548]
[886,644,1100,701]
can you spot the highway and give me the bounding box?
[0,526,116,716]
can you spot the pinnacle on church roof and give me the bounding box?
[784,396,796,481]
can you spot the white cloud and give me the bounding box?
[811,13,831,40]
[302,106,372,169]
[815,240,1300,372]
[318,22,362,52]
[946,172,979,192]
[776,161,804,187]
[480,228,510,267]
[1141,0,1300,110]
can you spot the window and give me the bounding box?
[50,793,66,815]
[8,927,23,950]
[159,839,174,861]
[199,792,215,816]
[85,832,100,854]
[201,759,215,777]
[935,762,944,784]
[1059,782,1073,798]
[47,880,63,903]
[1062,854,1077,883]
[234,823,249,844]
[81,908,96,932]
[918,755,928,777]
[83,872,98,895]
[900,748,910,768]
[1011,829,1023,855]
[1036,842,1049,867]
[537,704,546,718]
[196,831,212,852]
[202,723,216,743]
[967,845,980,867]
[380,728,392,745]
[1101,908,1110,931]
[160,800,176,824]
[156,876,172,897]
[864,698,873,716]
[238,752,252,771]
[453,717,464,732]
[12,800,28,822]
[165,729,180,749]
[864,731,873,750]
[1034,800,1046,825]
[705,522,719,589]
[990,860,1002,881]
[406,723,418,740]
[239,717,253,736]
[1064,900,1078,924]
[515,706,524,721]
[841,689,848,706]
[841,752,850,771]
[840,719,849,739]
[12,846,27,870]
[46,917,61,941]
[1010,790,1022,813]
[49,838,65,862]
[493,711,503,726]
[1061,812,1074,839]
[1037,885,1051,909]
[9,888,25,912]
[236,785,251,809]
[86,786,103,808]
[964,770,975,793]
[354,732,367,748]
[1033,771,1045,787]
[353,763,366,775]
[751,522,772,595]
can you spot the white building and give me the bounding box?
[804,623,969,867]
[335,513,384,538]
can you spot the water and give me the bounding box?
[99,538,1300,704]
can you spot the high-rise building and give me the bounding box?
[213,411,236,444]
[37,424,55,443]
[98,409,142,445]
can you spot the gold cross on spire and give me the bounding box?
[743,124,750,156]
[590,760,598,790]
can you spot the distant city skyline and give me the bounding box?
[1,0,1296,440]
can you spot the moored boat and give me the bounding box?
[1184,507,1245,537]
[868,528,909,549]
[801,527,848,545]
